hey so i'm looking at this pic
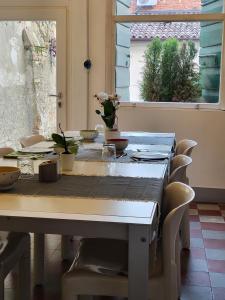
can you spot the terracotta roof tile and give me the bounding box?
[131,22,200,40]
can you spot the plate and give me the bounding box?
[131,151,169,161]
[19,147,52,154]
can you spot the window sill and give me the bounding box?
[119,101,223,111]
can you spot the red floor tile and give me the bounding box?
[207,260,225,273]
[190,203,197,209]
[189,247,206,259]
[198,210,222,216]
[182,271,211,287]
[189,215,200,222]
[191,229,203,238]
[219,204,225,210]
[212,287,225,300]
[201,223,225,231]
[204,239,225,250]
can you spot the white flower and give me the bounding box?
[96,92,109,101]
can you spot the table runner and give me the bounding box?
[96,134,175,147]
[9,175,165,205]
[75,148,170,163]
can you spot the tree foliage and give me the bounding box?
[140,38,201,102]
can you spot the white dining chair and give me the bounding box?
[0,232,31,300]
[0,147,14,156]
[175,139,198,157]
[169,154,193,250]
[19,134,45,148]
[62,182,195,300]
[169,154,192,184]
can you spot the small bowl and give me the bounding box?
[0,166,21,190]
[80,130,98,141]
[106,138,129,152]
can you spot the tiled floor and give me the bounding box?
[181,203,225,300]
[4,203,225,299]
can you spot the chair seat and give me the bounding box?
[70,238,162,278]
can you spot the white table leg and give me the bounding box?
[128,224,150,300]
[34,233,45,285]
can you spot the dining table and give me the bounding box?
[0,131,175,300]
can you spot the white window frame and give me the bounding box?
[110,1,225,110]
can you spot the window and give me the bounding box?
[113,0,225,107]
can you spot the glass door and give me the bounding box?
[0,7,66,148]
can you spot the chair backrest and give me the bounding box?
[162,182,195,282]
[175,139,197,157]
[169,154,192,184]
[0,147,14,156]
[19,134,45,148]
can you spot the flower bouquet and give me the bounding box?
[94,92,120,130]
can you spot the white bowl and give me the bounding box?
[0,166,21,190]
[80,130,98,141]
[106,138,129,152]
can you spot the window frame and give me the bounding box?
[110,0,225,110]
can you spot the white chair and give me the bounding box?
[19,134,45,148]
[169,154,193,250]
[62,182,195,300]
[175,139,197,157]
[0,148,14,156]
[169,154,192,184]
[0,232,31,300]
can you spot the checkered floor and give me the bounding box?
[4,203,225,299]
[181,203,225,300]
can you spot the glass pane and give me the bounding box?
[115,0,224,15]
[0,21,57,149]
[115,21,222,103]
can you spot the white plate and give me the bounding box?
[19,147,52,154]
[131,151,169,160]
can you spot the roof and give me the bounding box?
[131,22,200,41]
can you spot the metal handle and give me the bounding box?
[49,92,62,99]
[49,92,62,107]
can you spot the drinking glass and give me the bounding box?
[17,156,34,179]
[102,144,116,161]
[95,124,105,135]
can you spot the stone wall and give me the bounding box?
[0,21,56,149]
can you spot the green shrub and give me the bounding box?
[141,38,201,102]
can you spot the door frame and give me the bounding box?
[0,0,90,131]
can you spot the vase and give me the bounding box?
[61,153,74,171]
[104,128,120,142]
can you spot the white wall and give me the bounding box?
[88,0,225,189]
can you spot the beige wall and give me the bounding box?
[88,0,225,189]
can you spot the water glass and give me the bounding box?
[95,124,105,135]
[17,157,34,179]
[102,144,116,161]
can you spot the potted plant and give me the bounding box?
[94,92,120,140]
[52,124,78,171]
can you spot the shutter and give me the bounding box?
[200,0,223,103]
[115,0,131,101]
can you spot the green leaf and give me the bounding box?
[52,133,65,145]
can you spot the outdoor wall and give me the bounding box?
[88,0,225,189]
[0,21,56,149]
